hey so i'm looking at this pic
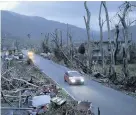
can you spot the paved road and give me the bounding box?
[23,50,136,115]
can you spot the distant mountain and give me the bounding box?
[102,25,136,42]
[1,10,135,49]
[1,10,100,43]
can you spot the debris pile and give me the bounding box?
[1,59,95,115]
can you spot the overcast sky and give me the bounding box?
[2,1,136,31]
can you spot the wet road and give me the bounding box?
[23,50,136,115]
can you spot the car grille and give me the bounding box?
[76,80,81,82]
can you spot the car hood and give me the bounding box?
[70,77,84,80]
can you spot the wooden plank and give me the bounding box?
[58,99,66,105]
[51,97,66,106]
[19,91,21,108]
[1,107,33,110]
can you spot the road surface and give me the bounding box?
[23,50,136,115]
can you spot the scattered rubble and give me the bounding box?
[1,58,95,115]
[93,72,104,79]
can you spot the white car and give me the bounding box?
[64,70,84,85]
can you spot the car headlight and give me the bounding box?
[71,79,76,83]
[28,51,33,56]
[81,78,84,82]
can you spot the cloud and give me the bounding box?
[0,1,19,10]
[8,1,136,31]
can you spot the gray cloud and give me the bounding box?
[10,1,135,31]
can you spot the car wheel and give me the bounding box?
[69,82,73,85]
[82,82,84,85]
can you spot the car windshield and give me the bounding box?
[68,71,81,77]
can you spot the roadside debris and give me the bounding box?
[76,101,94,115]
[1,58,96,115]
[93,72,104,78]
[27,95,50,114]
[51,96,67,108]
[32,95,50,107]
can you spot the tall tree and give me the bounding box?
[27,34,32,49]
[102,1,116,78]
[60,30,63,48]
[42,33,50,53]
[114,25,120,65]
[118,2,131,77]
[84,1,92,70]
[45,33,50,46]
[66,24,69,48]
[68,30,73,63]
[15,40,19,51]
[99,2,105,74]
[27,34,31,39]
[42,41,46,53]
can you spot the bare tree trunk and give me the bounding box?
[1,92,12,106]
[98,107,100,115]
[67,24,69,48]
[51,29,74,67]
[45,33,50,46]
[102,1,115,77]
[99,2,105,74]
[60,30,63,48]
[84,1,92,71]
[15,40,19,51]
[55,29,59,45]
[114,25,119,65]
[19,91,21,108]
[118,2,130,77]
[27,34,32,49]
[69,33,73,63]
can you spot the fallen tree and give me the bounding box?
[1,58,96,115]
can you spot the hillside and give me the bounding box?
[1,10,100,43]
[1,10,136,49]
[103,25,136,42]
